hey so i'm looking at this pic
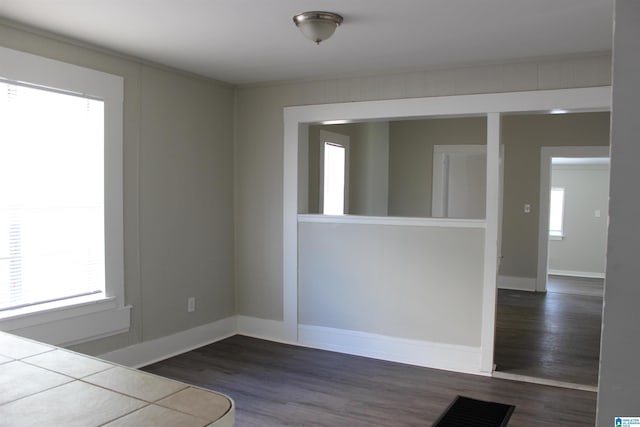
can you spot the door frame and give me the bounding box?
[432,144,488,218]
[535,146,610,292]
[318,129,350,214]
[284,87,611,374]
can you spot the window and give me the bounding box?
[0,47,127,346]
[319,130,349,215]
[549,187,565,238]
[0,81,105,311]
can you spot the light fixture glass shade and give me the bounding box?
[293,11,343,44]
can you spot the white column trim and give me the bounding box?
[480,113,500,373]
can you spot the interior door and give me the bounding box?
[432,145,487,219]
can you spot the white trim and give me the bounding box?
[298,214,485,228]
[0,296,116,329]
[492,371,597,392]
[98,316,237,368]
[284,87,612,381]
[298,324,484,375]
[536,146,610,292]
[497,275,537,292]
[8,305,131,348]
[236,315,290,344]
[480,113,500,373]
[284,87,610,125]
[283,109,300,344]
[548,269,606,279]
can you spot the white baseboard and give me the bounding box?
[98,316,237,368]
[298,324,483,375]
[497,275,536,291]
[236,315,290,344]
[548,269,605,279]
[96,316,485,375]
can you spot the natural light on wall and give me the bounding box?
[549,187,565,238]
[0,81,105,311]
[323,142,346,215]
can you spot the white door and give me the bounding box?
[432,145,487,219]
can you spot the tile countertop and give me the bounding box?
[0,331,234,427]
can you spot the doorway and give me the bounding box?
[494,140,610,388]
[546,156,608,298]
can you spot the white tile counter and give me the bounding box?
[0,332,234,426]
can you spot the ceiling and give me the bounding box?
[0,0,613,85]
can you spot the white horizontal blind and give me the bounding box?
[0,80,105,311]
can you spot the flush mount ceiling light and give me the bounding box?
[293,11,343,45]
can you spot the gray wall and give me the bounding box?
[299,223,484,346]
[0,22,236,355]
[306,122,389,216]
[307,117,489,218]
[307,123,360,214]
[350,122,389,216]
[499,113,610,279]
[235,55,611,321]
[388,117,486,217]
[306,114,610,282]
[548,165,609,276]
[597,0,640,422]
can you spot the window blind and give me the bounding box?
[0,80,105,311]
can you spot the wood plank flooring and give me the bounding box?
[495,286,602,386]
[547,275,604,297]
[143,335,596,426]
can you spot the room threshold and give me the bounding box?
[492,371,597,392]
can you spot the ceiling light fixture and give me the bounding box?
[293,11,343,45]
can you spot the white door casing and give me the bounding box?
[536,146,610,292]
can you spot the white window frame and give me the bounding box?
[318,130,350,215]
[549,187,566,240]
[0,47,129,346]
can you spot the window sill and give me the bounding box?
[549,234,565,241]
[298,214,486,228]
[0,295,131,347]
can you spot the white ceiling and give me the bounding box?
[0,0,613,85]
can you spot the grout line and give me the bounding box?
[95,402,153,427]
[0,375,75,407]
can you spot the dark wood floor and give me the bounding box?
[495,285,603,386]
[143,335,596,426]
[547,275,604,297]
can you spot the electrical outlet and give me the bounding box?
[524,204,531,214]
[187,297,196,313]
